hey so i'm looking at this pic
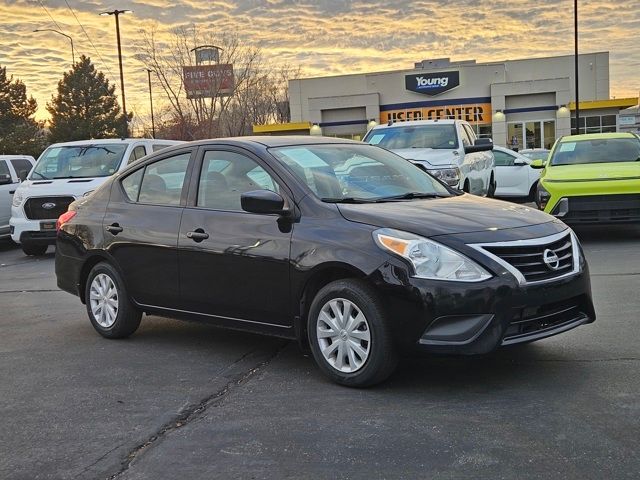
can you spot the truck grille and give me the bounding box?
[23,196,75,220]
[473,231,577,284]
[553,194,640,224]
[502,297,589,345]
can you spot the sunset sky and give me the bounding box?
[1,0,639,122]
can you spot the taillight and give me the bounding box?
[56,210,77,231]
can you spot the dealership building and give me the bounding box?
[255,52,638,148]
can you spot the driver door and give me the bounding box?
[494,150,530,196]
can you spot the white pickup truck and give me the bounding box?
[364,119,496,196]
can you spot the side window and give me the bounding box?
[197,150,279,211]
[10,159,33,178]
[0,160,11,178]
[138,153,191,205]
[459,125,472,147]
[127,146,147,164]
[493,151,516,167]
[121,168,144,201]
[463,124,477,143]
[152,144,170,153]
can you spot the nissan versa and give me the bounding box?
[55,137,595,387]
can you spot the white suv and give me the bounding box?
[10,138,182,256]
[1,155,36,240]
[364,119,496,196]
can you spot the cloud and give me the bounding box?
[0,0,638,122]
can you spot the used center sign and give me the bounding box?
[381,103,492,125]
[183,64,234,98]
[405,71,460,96]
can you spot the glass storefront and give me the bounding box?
[507,120,556,150]
[571,115,617,135]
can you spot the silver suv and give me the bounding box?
[364,119,496,196]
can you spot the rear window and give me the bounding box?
[550,138,640,166]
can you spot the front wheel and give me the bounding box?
[487,173,496,198]
[308,279,398,387]
[85,262,141,339]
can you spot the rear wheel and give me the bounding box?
[308,279,398,387]
[85,262,141,339]
[462,180,470,194]
[528,181,538,202]
[21,244,48,256]
[487,173,496,198]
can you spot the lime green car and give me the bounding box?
[534,132,640,224]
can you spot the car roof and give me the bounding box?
[493,145,531,158]
[0,155,35,159]
[47,138,182,148]
[559,132,638,142]
[176,135,363,149]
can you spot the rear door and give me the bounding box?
[103,147,196,308]
[178,147,293,326]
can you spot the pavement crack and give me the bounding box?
[106,340,288,480]
[74,443,125,478]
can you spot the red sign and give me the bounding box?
[183,64,234,98]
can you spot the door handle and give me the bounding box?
[186,228,209,242]
[9,190,15,195]
[106,223,123,234]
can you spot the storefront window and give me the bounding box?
[508,120,554,150]
[571,115,618,135]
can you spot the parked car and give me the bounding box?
[0,155,36,240]
[493,146,541,200]
[56,136,595,387]
[363,120,496,196]
[520,148,551,162]
[536,132,640,224]
[11,138,182,256]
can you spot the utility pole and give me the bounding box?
[574,0,580,134]
[100,9,132,135]
[147,69,156,138]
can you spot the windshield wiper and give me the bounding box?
[377,192,447,201]
[31,171,49,180]
[321,197,377,204]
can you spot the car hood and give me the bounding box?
[16,177,109,197]
[543,162,640,182]
[388,148,458,167]
[337,194,554,237]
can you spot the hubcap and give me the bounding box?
[317,298,371,373]
[89,274,119,328]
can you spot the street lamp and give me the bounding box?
[146,69,156,138]
[574,0,580,134]
[34,29,75,65]
[100,9,132,133]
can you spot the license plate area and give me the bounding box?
[40,221,56,231]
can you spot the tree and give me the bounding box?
[0,66,47,157]
[47,56,128,142]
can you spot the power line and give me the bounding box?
[37,0,64,31]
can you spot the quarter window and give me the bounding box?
[197,151,279,211]
[137,153,191,205]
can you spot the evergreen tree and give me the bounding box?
[47,56,128,142]
[0,66,47,157]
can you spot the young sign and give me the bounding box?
[405,71,460,96]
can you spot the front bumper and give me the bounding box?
[10,214,57,245]
[371,232,595,355]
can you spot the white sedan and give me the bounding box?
[493,146,541,200]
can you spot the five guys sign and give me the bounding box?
[183,64,235,99]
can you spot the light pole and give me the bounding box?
[34,29,75,66]
[146,69,156,138]
[100,9,132,134]
[574,0,580,134]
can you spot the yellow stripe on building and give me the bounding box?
[568,98,638,110]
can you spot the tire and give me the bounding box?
[22,244,48,256]
[462,180,470,194]
[85,262,141,339]
[487,173,496,198]
[528,181,538,203]
[307,279,398,387]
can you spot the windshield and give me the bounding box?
[550,138,640,166]
[364,124,459,150]
[30,144,128,180]
[270,144,451,202]
[521,150,549,161]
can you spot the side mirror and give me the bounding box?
[513,159,527,166]
[530,159,546,169]
[18,170,29,182]
[464,138,494,154]
[0,173,11,185]
[241,189,288,215]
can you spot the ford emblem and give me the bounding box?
[42,202,57,210]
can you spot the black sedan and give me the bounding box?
[55,136,595,387]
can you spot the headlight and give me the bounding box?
[12,191,24,207]
[428,167,460,187]
[373,228,491,282]
[537,183,551,210]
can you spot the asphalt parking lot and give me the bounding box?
[1,225,639,480]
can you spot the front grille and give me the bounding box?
[23,196,75,220]
[478,232,576,284]
[502,297,588,344]
[554,194,640,223]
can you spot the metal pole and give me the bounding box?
[114,12,127,129]
[574,0,580,134]
[33,29,74,66]
[147,69,156,138]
